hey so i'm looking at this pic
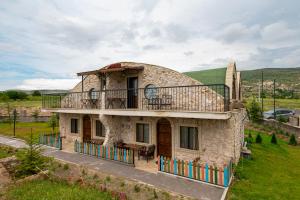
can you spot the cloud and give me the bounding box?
[0,0,300,90]
[16,78,80,90]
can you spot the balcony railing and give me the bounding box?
[42,84,230,112]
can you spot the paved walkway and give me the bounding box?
[0,135,224,200]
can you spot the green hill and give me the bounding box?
[184,68,226,85]
[185,67,300,97]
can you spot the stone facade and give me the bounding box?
[56,61,245,167]
[59,108,246,166]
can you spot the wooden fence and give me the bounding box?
[74,140,134,165]
[39,133,62,150]
[158,156,232,187]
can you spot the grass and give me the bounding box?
[184,67,226,84]
[245,98,300,111]
[0,122,54,141]
[0,145,16,159]
[5,179,113,200]
[228,130,300,200]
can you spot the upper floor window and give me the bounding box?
[95,120,105,137]
[136,123,149,143]
[180,126,198,150]
[71,118,78,133]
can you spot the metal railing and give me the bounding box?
[42,84,230,112]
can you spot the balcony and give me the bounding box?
[42,84,230,113]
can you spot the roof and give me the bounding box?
[77,62,144,76]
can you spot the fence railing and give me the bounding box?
[158,156,233,187]
[39,133,62,150]
[42,84,230,112]
[74,140,135,165]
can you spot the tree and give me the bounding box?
[255,134,262,143]
[16,131,48,177]
[288,134,297,146]
[5,90,28,100]
[48,114,59,133]
[32,90,41,96]
[248,98,262,123]
[271,133,277,144]
[31,109,40,122]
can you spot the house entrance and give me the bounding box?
[157,118,172,158]
[127,77,138,108]
[83,115,91,142]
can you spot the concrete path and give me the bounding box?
[0,135,225,200]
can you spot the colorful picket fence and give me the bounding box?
[158,156,232,187]
[39,133,62,150]
[74,140,134,165]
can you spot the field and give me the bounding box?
[228,130,300,200]
[5,179,113,200]
[245,98,300,111]
[0,122,54,141]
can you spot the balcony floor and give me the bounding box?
[42,108,231,120]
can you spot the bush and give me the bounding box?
[289,134,297,146]
[256,134,262,143]
[248,98,262,123]
[5,90,28,100]
[271,133,277,144]
[48,114,59,133]
[277,116,288,123]
[134,184,140,193]
[63,163,69,170]
[32,90,41,96]
[15,132,48,177]
[247,132,253,144]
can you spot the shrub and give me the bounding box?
[255,134,262,144]
[5,90,28,100]
[289,134,297,146]
[48,114,59,133]
[277,116,288,123]
[271,133,277,144]
[15,132,48,177]
[105,176,111,182]
[134,184,140,193]
[247,132,253,144]
[153,189,158,199]
[32,90,41,96]
[248,98,262,123]
[63,163,69,170]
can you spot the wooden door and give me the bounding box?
[127,77,138,108]
[157,118,172,158]
[83,115,91,142]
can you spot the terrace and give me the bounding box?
[42,84,230,114]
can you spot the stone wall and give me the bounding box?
[60,108,245,166]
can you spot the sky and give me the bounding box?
[0,0,299,90]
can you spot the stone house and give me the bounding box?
[42,61,245,169]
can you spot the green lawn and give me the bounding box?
[5,179,112,200]
[0,145,16,159]
[228,131,300,200]
[0,122,54,141]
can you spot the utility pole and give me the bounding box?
[273,80,276,119]
[261,70,264,113]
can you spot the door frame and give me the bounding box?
[156,118,172,158]
[127,76,138,108]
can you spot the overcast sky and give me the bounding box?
[0,0,299,90]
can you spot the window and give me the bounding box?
[136,123,149,143]
[180,126,199,150]
[95,120,105,137]
[71,118,78,133]
[89,88,98,100]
